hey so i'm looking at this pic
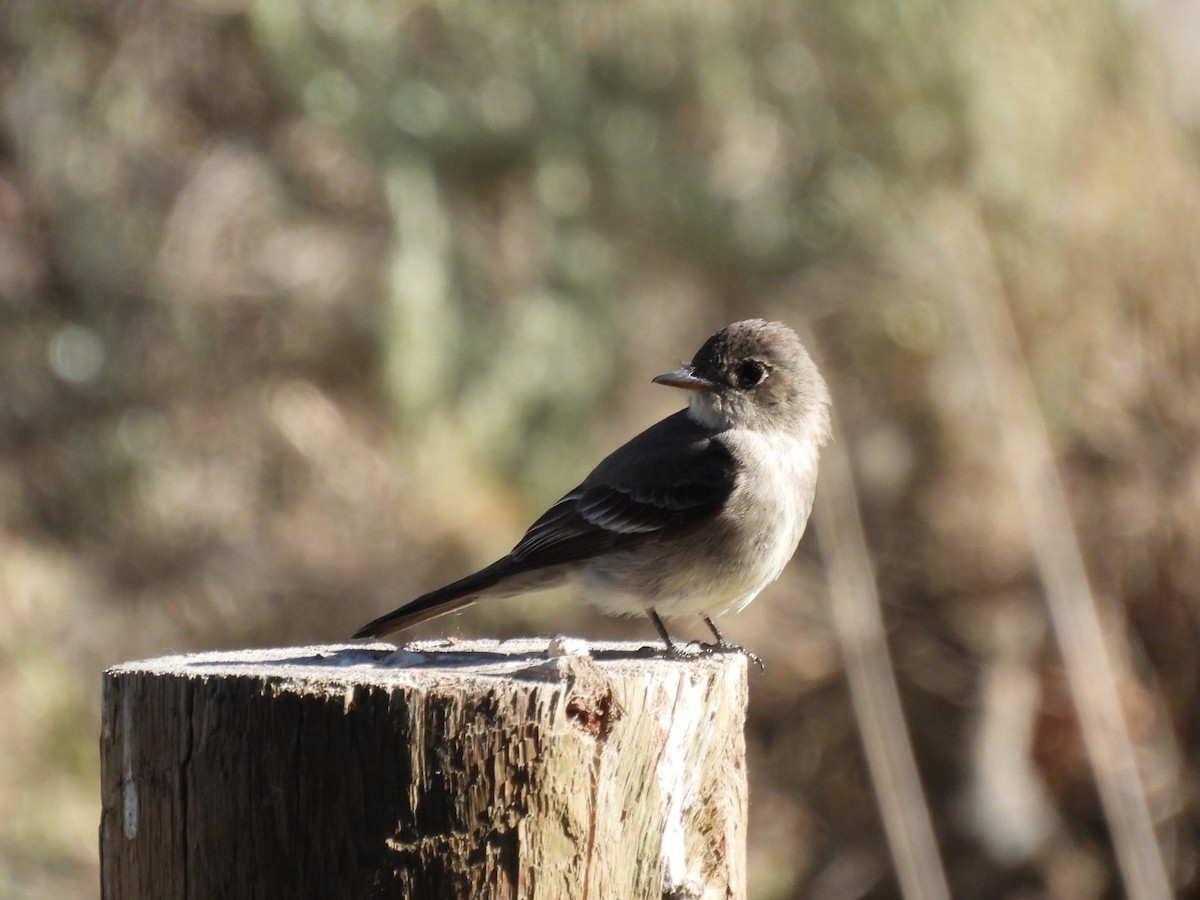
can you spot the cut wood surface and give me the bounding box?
[99,639,748,900]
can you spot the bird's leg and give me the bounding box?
[648,608,676,651]
[701,616,764,671]
[648,608,704,664]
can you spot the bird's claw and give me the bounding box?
[698,638,765,672]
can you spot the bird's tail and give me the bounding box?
[352,559,510,639]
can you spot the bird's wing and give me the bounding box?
[509,410,737,568]
[352,410,735,639]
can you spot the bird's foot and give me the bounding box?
[645,608,763,670]
[698,637,765,672]
[698,615,764,671]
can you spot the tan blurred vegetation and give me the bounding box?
[2,0,1199,897]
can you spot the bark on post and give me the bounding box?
[99,639,748,900]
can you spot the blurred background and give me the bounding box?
[3,0,1199,897]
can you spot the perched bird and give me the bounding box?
[354,319,831,662]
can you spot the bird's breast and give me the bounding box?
[719,427,820,586]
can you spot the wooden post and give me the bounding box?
[99,639,748,900]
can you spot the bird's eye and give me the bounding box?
[732,360,766,388]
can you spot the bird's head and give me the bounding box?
[653,319,831,439]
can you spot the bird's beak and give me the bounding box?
[652,366,717,392]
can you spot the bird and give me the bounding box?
[353,319,831,664]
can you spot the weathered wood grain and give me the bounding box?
[100,639,748,900]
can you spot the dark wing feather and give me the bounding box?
[508,410,737,568]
